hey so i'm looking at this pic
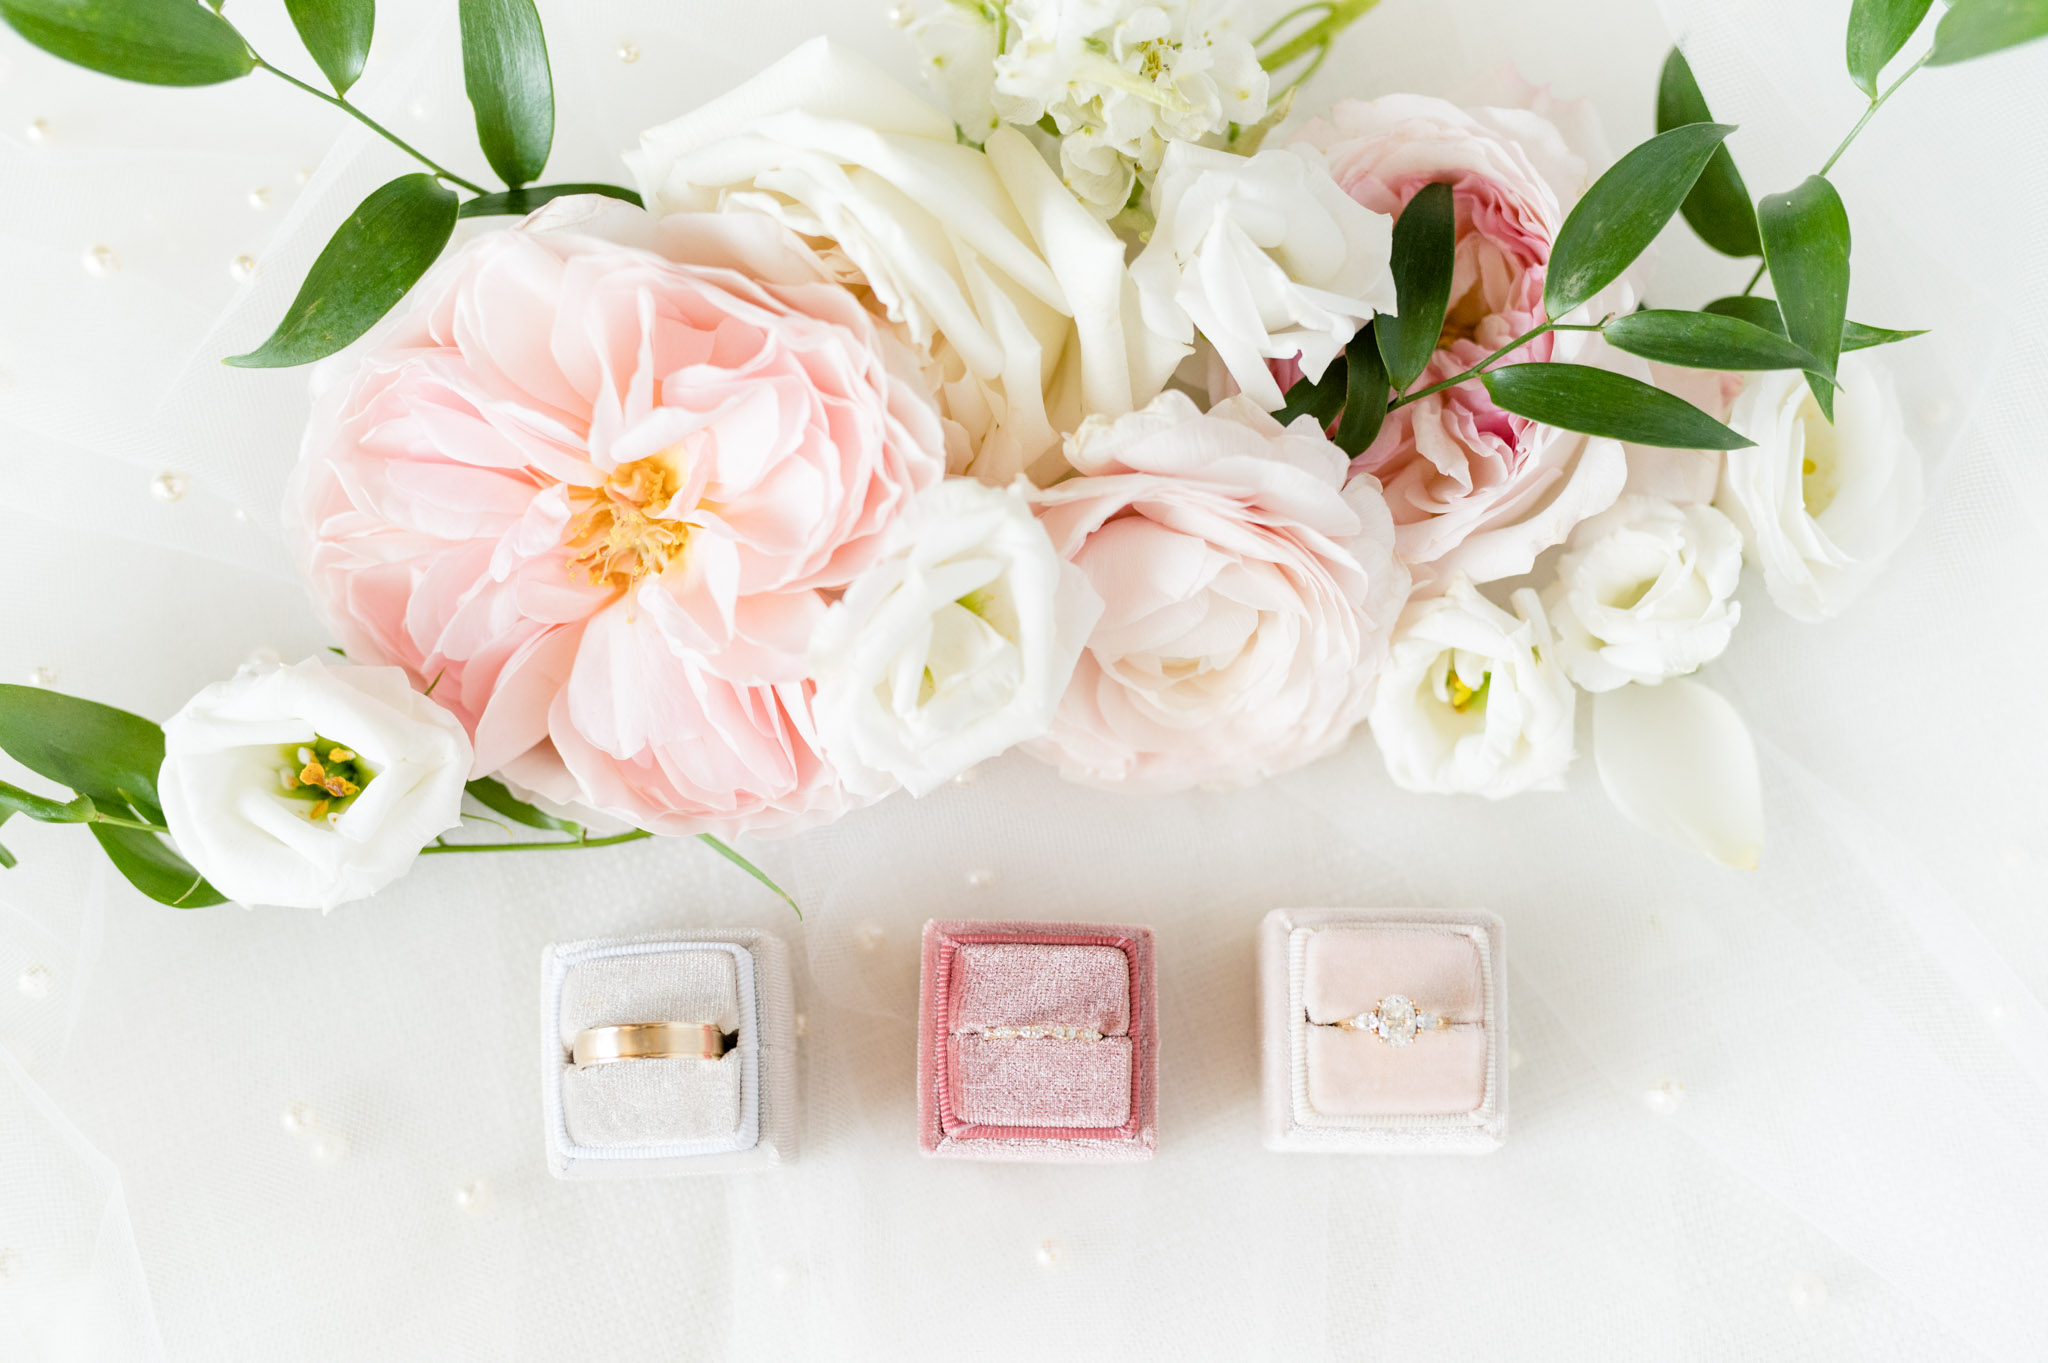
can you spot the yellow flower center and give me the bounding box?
[565,448,692,590]
[1447,670,1490,713]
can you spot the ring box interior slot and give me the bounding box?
[1259,908,1507,1153]
[542,932,796,1178]
[918,920,1158,1162]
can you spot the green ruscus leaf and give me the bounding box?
[0,779,94,823]
[1703,296,1927,355]
[1334,323,1390,455]
[1603,309,1821,373]
[458,0,555,189]
[284,0,374,97]
[1274,357,1349,428]
[1547,122,1735,320]
[0,0,255,86]
[1374,181,1456,390]
[1847,0,1936,95]
[457,182,643,218]
[1481,363,1754,450]
[1929,0,2048,65]
[226,173,457,368]
[1758,174,1852,420]
[696,834,801,919]
[1656,49,1762,258]
[90,825,225,908]
[465,777,581,835]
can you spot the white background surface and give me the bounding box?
[2,1,2046,1359]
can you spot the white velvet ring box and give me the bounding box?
[1259,908,1507,1154]
[542,932,797,1178]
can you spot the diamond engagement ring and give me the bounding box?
[1328,995,1451,1047]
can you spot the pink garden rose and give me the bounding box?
[286,201,947,837]
[1292,92,1629,588]
[1028,392,1408,792]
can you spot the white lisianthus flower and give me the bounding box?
[810,477,1102,797]
[991,0,1269,216]
[1715,354,1924,622]
[1368,577,1576,799]
[1542,495,1743,692]
[159,659,473,911]
[1131,141,1396,411]
[628,37,1185,485]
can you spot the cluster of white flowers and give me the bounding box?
[902,0,1269,215]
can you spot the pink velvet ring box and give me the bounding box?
[1259,908,1507,1153]
[917,920,1158,1162]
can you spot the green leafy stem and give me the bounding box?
[0,685,800,915]
[1255,0,1382,94]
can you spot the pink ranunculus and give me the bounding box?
[1291,93,1628,588]
[285,201,948,837]
[1027,392,1409,792]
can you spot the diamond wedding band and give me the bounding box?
[1325,994,1452,1047]
[572,1022,727,1066]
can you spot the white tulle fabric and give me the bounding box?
[1,2,2045,1360]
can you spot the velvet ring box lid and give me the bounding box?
[1259,908,1507,1154]
[917,920,1158,1162]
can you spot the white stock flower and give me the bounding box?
[1542,495,1743,692]
[1131,141,1395,411]
[628,37,1185,484]
[810,477,1101,797]
[1368,577,1576,799]
[900,1,1004,140]
[159,659,472,911]
[1715,355,1924,622]
[991,0,1269,215]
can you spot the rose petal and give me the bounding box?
[1594,679,1764,869]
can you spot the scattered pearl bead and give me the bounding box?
[245,645,282,668]
[150,470,190,503]
[228,254,258,283]
[306,1130,347,1165]
[769,1263,797,1289]
[616,39,640,64]
[279,1100,319,1135]
[1643,1077,1684,1115]
[793,1011,808,1038]
[26,667,57,688]
[854,922,884,953]
[82,244,120,277]
[453,1180,485,1210]
[0,1248,20,1281]
[248,185,273,210]
[16,965,52,1000]
[1787,1273,1828,1312]
[887,6,914,26]
[408,99,434,122]
[24,118,50,144]
[231,506,251,524]
[965,868,994,889]
[294,166,314,187]
[950,766,978,786]
[1034,1240,1059,1267]
[1986,1002,2009,1024]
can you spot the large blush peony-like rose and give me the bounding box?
[1028,392,1408,792]
[1292,92,1629,588]
[286,204,948,838]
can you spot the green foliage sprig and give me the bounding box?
[1276,0,2048,449]
[0,0,644,369]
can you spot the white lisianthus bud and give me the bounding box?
[1715,353,1923,622]
[1368,577,1576,799]
[159,659,472,910]
[809,477,1102,797]
[1542,495,1743,692]
[1131,141,1396,411]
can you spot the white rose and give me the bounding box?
[990,0,1269,216]
[1368,577,1576,799]
[810,477,1101,797]
[159,660,472,910]
[627,37,1185,484]
[1715,354,1924,622]
[1132,141,1395,413]
[1542,495,1743,692]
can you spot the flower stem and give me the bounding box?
[419,829,655,855]
[1257,0,1383,92]
[1820,49,1931,178]
[1385,319,1605,410]
[88,812,170,835]
[1739,260,1768,297]
[249,54,490,196]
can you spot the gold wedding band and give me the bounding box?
[572,1022,727,1066]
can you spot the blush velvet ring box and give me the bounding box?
[541,932,798,1178]
[917,920,1159,1162]
[1259,908,1508,1154]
